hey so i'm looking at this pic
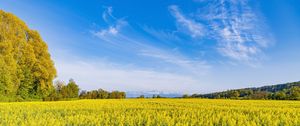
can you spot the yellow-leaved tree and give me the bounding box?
[0,10,56,100]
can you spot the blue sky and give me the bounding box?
[1,0,300,94]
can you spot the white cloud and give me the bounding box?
[54,31,211,93]
[95,31,210,76]
[200,0,274,64]
[139,48,210,76]
[102,6,115,23]
[94,26,118,36]
[54,57,206,93]
[169,5,205,38]
[143,26,181,43]
[93,7,127,40]
[169,0,274,65]
[91,7,210,76]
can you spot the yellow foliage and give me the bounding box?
[0,99,299,125]
[0,10,56,98]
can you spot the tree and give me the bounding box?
[289,86,300,100]
[61,79,79,98]
[156,95,162,98]
[182,94,189,98]
[228,91,240,99]
[239,89,253,97]
[67,79,79,98]
[0,58,14,95]
[79,90,87,98]
[109,91,126,99]
[29,30,56,97]
[97,89,109,99]
[250,91,268,99]
[54,80,65,93]
[152,95,156,98]
[275,91,286,100]
[0,10,56,100]
[215,94,221,99]
[79,89,125,99]
[138,95,145,98]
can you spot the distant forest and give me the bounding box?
[186,81,300,100]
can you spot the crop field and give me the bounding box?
[0,99,300,126]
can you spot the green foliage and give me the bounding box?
[250,91,269,100]
[0,10,56,100]
[45,79,79,101]
[274,91,286,100]
[138,95,145,98]
[182,94,189,98]
[61,79,79,98]
[79,89,126,99]
[152,95,164,98]
[191,81,300,100]
[289,86,300,100]
[229,90,240,98]
[97,89,110,99]
[109,91,126,99]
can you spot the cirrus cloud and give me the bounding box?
[169,0,275,66]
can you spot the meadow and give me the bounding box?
[0,99,300,126]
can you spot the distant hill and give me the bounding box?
[188,81,300,100]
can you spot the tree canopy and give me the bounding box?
[0,10,56,100]
[79,89,126,99]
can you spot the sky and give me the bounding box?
[1,0,300,94]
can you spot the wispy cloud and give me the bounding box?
[102,6,115,23]
[170,0,274,66]
[203,0,274,65]
[94,26,118,36]
[92,7,128,41]
[143,26,181,44]
[91,7,210,77]
[169,5,206,38]
[139,48,210,76]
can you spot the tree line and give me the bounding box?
[44,79,126,101]
[186,81,300,100]
[79,89,126,99]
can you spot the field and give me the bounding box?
[0,99,300,126]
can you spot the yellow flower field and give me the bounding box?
[0,99,300,126]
